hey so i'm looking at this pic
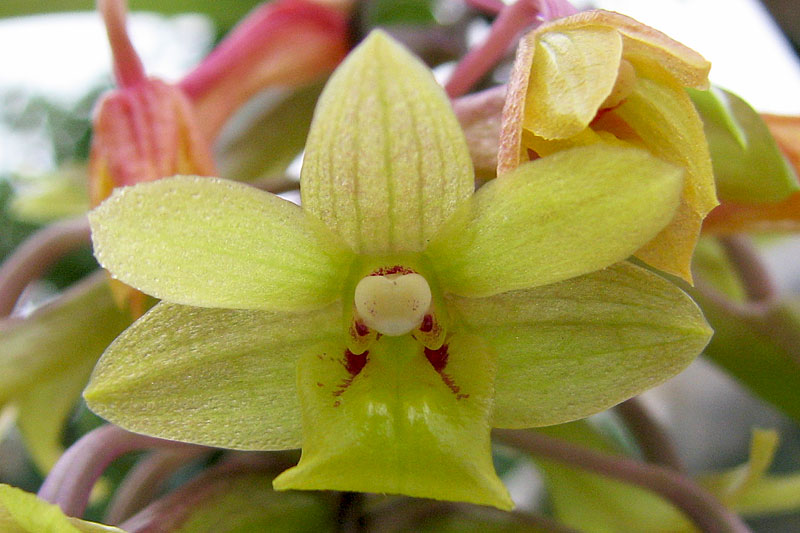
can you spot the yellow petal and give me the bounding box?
[613,77,717,282]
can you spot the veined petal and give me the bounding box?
[613,77,718,281]
[84,301,343,450]
[447,262,712,428]
[89,176,354,311]
[427,144,683,297]
[300,30,474,254]
[273,334,512,510]
[0,484,123,533]
[522,25,623,139]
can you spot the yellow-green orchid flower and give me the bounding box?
[84,31,711,509]
[499,10,718,282]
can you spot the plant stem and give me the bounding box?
[0,216,90,318]
[719,235,777,304]
[446,0,577,97]
[104,448,210,525]
[494,429,752,533]
[38,425,205,518]
[616,396,687,472]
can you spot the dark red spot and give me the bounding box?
[424,344,468,400]
[370,265,414,276]
[424,344,449,373]
[419,314,433,333]
[354,320,370,337]
[316,382,324,387]
[344,349,368,376]
[527,148,541,161]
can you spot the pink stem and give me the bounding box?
[495,429,751,533]
[0,216,90,318]
[38,425,206,518]
[97,0,146,88]
[446,0,577,97]
[464,0,505,15]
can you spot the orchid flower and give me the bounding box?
[499,10,718,282]
[84,32,711,508]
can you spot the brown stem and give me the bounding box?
[0,216,90,318]
[616,396,687,472]
[494,429,752,533]
[719,235,777,304]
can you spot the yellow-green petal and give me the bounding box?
[447,262,712,428]
[273,334,512,510]
[0,274,131,472]
[0,484,124,533]
[300,30,474,254]
[89,176,353,311]
[84,301,342,450]
[427,144,683,297]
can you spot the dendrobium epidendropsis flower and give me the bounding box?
[499,10,718,282]
[85,32,712,508]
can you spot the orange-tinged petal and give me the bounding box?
[762,113,800,174]
[89,80,216,207]
[613,77,717,281]
[180,0,350,142]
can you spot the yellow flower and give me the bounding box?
[499,10,718,282]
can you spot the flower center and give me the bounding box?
[354,272,432,336]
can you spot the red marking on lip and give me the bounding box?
[419,314,433,332]
[344,349,368,376]
[424,344,468,399]
[353,320,370,337]
[370,265,414,276]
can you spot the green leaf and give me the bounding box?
[0,484,124,533]
[448,262,711,428]
[300,30,474,255]
[0,274,131,471]
[363,0,436,26]
[84,300,342,450]
[273,334,513,510]
[688,86,799,203]
[89,176,354,311]
[0,1,261,32]
[427,145,684,297]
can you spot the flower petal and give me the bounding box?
[0,274,131,471]
[612,78,717,281]
[273,334,512,510]
[84,301,343,450]
[89,175,354,311]
[300,30,474,254]
[447,262,712,428]
[427,144,683,297]
[0,484,123,533]
[522,25,623,139]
